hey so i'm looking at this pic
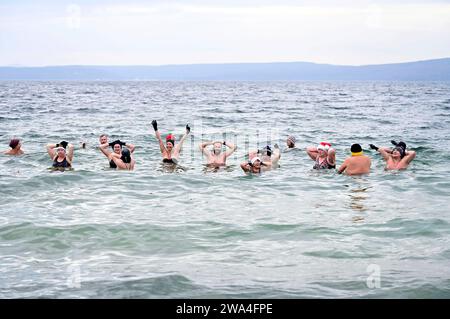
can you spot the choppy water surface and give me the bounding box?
[0,81,449,298]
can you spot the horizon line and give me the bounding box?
[2,57,449,69]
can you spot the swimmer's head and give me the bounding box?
[351,144,363,156]
[317,143,329,157]
[9,139,20,150]
[251,157,262,169]
[99,134,108,144]
[212,142,222,155]
[121,148,131,164]
[392,146,405,159]
[113,143,122,154]
[166,134,175,151]
[287,136,296,148]
[56,147,66,157]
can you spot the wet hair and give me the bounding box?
[121,148,131,163]
[351,144,362,153]
[9,139,20,149]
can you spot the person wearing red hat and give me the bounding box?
[4,138,24,155]
[151,120,191,164]
[306,142,336,169]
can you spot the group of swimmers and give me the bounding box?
[3,121,416,175]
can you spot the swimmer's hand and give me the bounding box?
[186,124,191,134]
[151,120,158,131]
[369,144,379,151]
[59,141,68,149]
[391,140,398,146]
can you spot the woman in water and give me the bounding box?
[306,142,336,169]
[151,120,190,164]
[99,142,135,170]
[98,135,135,168]
[46,141,74,169]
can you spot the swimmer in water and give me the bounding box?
[151,120,190,164]
[247,144,281,171]
[240,156,265,174]
[369,140,416,170]
[338,143,371,175]
[199,140,237,167]
[99,134,135,168]
[4,139,24,155]
[286,135,296,149]
[46,141,74,169]
[306,142,336,169]
[99,140,135,170]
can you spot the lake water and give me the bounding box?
[0,81,449,298]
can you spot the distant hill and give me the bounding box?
[1,58,449,81]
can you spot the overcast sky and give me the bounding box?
[1,0,449,66]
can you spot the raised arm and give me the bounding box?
[401,150,416,165]
[125,143,135,153]
[199,141,213,157]
[66,143,74,162]
[240,161,251,173]
[271,144,281,164]
[173,124,191,154]
[151,120,167,155]
[370,144,391,161]
[306,146,318,160]
[108,153,127,169]
[46,143,57,160]
[224,141,237,158]
[99,142,112,159]
[327,147,336,166]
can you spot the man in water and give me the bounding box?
[369,140,416,170]
[4,139,24,155]
[199,140,237,167]
[338,143,371,175]
[151,120,190,164]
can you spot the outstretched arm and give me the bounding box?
[306,146,318,160]
[174,125,191,154]
[108,153,127,169]
[46,143,57,160]
[224,141,237,158]
[271,144,281,164]
[337,159,348,174]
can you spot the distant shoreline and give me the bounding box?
[1,58,449,81]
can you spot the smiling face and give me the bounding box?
[113,143,122,154]
[166,141,174,152]
[57,147,66,158]
[252,160,261,170]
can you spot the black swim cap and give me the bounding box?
[351,144,362,153]
[393,146,405,158]
[121,148,131,163]
[397,142,406,150]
